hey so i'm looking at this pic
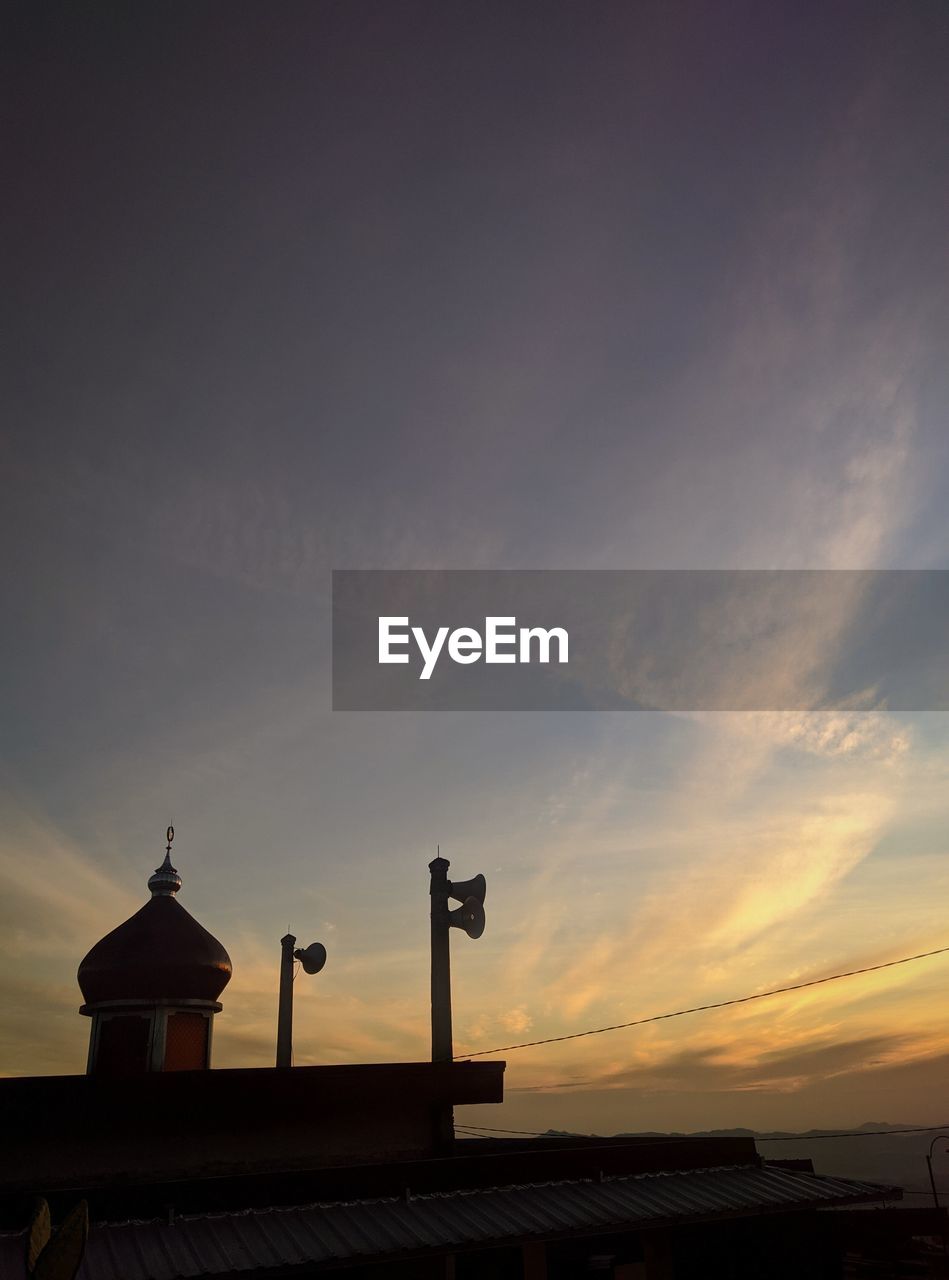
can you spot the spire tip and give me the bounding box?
[149,825,181,897]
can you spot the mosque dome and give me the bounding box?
[78,835,232,1009]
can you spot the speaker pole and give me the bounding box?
[429,854,453,1062]
[276,932,296,1068]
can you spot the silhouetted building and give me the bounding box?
[77,836,231,1075]
[0,837,940,1279]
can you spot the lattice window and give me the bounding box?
[163,1012,208,1071]
[96,1015,151,1075]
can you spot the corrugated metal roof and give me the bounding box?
[2,1166,898,1280]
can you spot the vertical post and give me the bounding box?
[927,1142,949,1255]
[642,1229,675,1279]
[429,856,453,1062]
[276,932,296,1068]
[521,1242,547,1280]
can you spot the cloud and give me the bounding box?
[499,1007,533,1035]
[0,794,149,1075]
[0,971,89,1077]
[703,794,892,951]
[0,798,139,967]
[511,1031,916,1098]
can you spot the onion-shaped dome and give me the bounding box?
[78,842,232,1007]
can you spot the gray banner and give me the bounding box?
[332,570,949,711]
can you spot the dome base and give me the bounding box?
[85,1001,221,1076]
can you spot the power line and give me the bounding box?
[455,944,949,1059]
[456,1123,949,1143]
[757,1126,949,1145]
[455,1131,581,1141]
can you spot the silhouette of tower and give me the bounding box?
[77,828,231,1075]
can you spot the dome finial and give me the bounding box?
[148,824,182,897]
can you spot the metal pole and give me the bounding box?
[276,932,296,1068]
[926,1136,949,1255]
[429,856,453,1062]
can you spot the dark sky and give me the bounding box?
[3,1,949,1132]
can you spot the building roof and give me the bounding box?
[0,1061,507,1210]
[47,1164,899,1280]
[77,850,231,1008]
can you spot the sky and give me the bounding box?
[3,0,949,1136]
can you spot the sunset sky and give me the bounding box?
[3,1,949,1136]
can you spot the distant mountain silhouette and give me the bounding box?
[465,1123,949,1195]
[573,1123,949,1195]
